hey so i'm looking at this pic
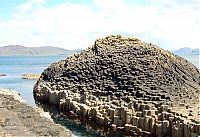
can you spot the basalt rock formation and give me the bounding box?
[34,35,200,137]
[0,89,73,137]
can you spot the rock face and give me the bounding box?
[0,74,6,77]
[0,89,74,137]
[34,35,200,136]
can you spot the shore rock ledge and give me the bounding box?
[34,35,200,137]
[0,89,74,137]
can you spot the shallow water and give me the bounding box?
[0,56,66,106]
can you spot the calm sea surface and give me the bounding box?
[0,55,199,137]
[0,56,66,105]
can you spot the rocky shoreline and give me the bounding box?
[0,88,74,137]
[34,35,200,137]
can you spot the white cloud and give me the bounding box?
[0,0,198,50]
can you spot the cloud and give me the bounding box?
[0,0,198,50]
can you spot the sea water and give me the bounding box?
[0,56,66,106]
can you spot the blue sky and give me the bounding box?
[0,0,199,50]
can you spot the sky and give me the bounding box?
[0,0,199,50]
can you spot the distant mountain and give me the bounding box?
[173,47,200,55]
[172,47,199,68]
[0,45,81,56]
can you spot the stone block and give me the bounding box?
[48,91,60,105]
[160,105,168,112]
[143,110,148,116]
[172,125,178,137]
[149,117,155,133]
[125,124,133,132]
[136,111,143,117]
[132,116,139,127]
[88,107,95,118]
[115,107,121,116]
[128,102,134,109]
[95,114,105,125]
[125,111,132,124]
[144,116,151,131]
[135,127,142,135]
[108,108,115,121]
[114,116,120,126]
[104,116,111,126]
[147,110,156,116]
[120,107,126,123]
[80,104,89,118]
[118,119,124,127]
[161,112,169,120]
[134,103,140,111]
[162,120,170,136]
[145,104,152,110]
[139,104,145,111]
[138,117,144,129]
[156,123,162,137]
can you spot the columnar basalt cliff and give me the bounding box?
[34,35,200,137]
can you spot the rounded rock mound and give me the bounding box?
[34,35,200,106]
[34,35,200,136]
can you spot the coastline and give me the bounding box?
[0,88,74,137]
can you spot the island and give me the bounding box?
[34,35,200,137]
[22,74,41,80]
[0,45,81,56]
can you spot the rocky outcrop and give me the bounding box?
[0,74,6,77]
[34,35,200,136]
[0,88,74,137]
[22,74,40,80]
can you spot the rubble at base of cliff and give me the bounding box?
[34,35,200,137]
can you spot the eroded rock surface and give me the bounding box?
[34,35,200,136]
[0,89,73,137]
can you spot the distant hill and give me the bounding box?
[173,47,200,55]
[0,45,81,56]
[172,47,199,68]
